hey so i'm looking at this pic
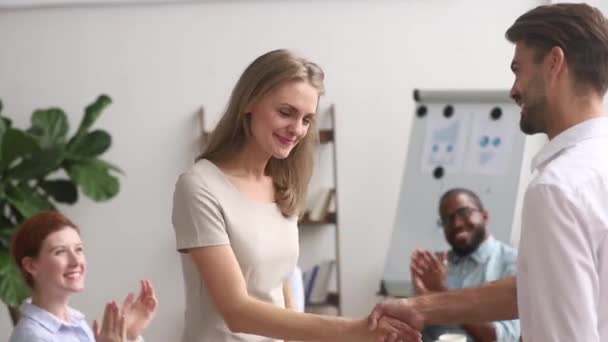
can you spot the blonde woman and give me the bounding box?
[171,49,420,342]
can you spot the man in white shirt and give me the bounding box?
[369,3,608,341]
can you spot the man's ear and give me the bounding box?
[546,46,567,79]
[481,209,489,222]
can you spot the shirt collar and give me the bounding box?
[531,116,608,172]
[20,302,86,334]
[449,235,496,264]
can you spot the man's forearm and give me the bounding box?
[411,277,518,325]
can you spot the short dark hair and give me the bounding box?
[11,211,80,288]
[438,188,484,215]
[506,3,608,95]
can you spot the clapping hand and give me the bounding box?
[410,249,448,295]
[122,280,158,340]
[93,302,127,342]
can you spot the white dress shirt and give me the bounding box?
[518,117,608,341]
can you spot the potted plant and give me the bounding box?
[0,94,122,325]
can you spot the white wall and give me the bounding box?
[0,1,546,340]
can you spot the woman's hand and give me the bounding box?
[122,280,158,340]
[343,318,421,342]
[93,302,127,342]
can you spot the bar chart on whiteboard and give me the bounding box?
[381,90,525,298]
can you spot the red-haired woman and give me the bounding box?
[8,211,158,342]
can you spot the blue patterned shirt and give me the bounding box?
[9,302,95,342]
[423,236,520,342]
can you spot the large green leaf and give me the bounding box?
[5,183,54,218]
[92,159,124,174]
[68,129,111,158]
[39,179,78,204]
[68,160,119,201]
[64,154,124,174]
[0,116,6,139]
[68,95,112,149]
[0,225,15,250]
[2,117,11,128]
[80,95,111,132]
[0,214,13,229]
[0,116,6,162]
[0,213,15,249]
[28,108,69,149]
[0,129,39,170]
[0,249,30,307]
[7,146,64,181]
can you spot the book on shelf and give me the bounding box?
[302,260,335,305]
[304,188,336,223]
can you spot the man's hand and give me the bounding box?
[368,298,425,341]
[343,317,421,342]
[410,249,448,294]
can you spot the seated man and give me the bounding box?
[412,188,520,342]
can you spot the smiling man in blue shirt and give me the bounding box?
[411,188,519,342]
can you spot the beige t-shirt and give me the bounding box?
[171,159,299,342]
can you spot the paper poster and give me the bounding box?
[465,111,517,175]
[420,115,467,173]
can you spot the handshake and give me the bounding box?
[364,249,446,342]
[366,297,426,342]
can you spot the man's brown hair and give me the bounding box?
[506,3,608,94]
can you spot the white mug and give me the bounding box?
[436,333,467,342]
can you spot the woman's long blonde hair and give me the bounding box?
[198,49,325,218]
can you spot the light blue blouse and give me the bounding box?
[9,302,95,342]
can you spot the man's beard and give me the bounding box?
[519,77,548,135]
[451,227,486,257]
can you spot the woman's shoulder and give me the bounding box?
[176,159,222,187]
[9,303,92,342]
[9,316,54,342]
[174,158,232,199]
